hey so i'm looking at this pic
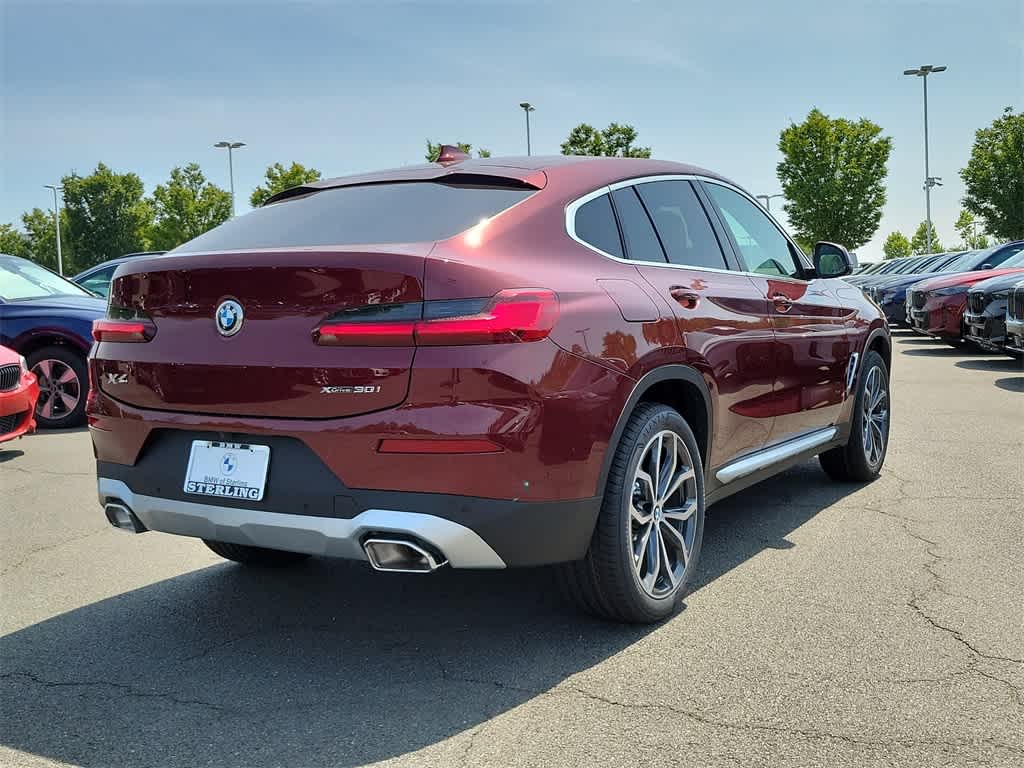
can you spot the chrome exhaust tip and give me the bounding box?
[363,538,447,573]
[104,501,147,533]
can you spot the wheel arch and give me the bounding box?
[596,365,713,498]
[864,325,891,372]
[16,330,90,361]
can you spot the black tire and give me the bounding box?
[557,403,706,624]
[819,350,890,482]
[26,345,88,429]
[202,539,311,567]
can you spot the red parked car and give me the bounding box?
[89,151,891,623]
[0,344,39,443]
[907,242,1024,346]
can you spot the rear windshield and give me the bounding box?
[173,180,535,253]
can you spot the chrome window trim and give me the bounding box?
[564,173,813,284]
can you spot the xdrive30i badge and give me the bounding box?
[321,385,382,394]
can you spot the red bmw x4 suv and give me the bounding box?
[89,151,891,623]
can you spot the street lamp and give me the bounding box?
[214,140,246,216]
[904,64,946,253]
[519,102,535,156]
[756,193,783,212]
[43,184,64,275]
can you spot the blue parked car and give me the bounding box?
[73,252,165,298]
[0,254,106,428]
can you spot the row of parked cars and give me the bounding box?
[847,240,1024,355]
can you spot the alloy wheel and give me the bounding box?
[33,358,82,421]
[629,430,699,598]
[861,365,889,467]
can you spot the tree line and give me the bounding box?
[0,161,322,274]
[3,107,1020,274]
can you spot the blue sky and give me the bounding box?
[1,0,1021,261]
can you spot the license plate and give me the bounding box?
[184,441,270,502]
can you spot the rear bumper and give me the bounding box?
[96,448,598,569]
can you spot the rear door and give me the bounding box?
[609,180,777,469]
[700,181,856,442]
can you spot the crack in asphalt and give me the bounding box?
[864,483,1024,711]
[435,663,1024,754]
[0,530,107,576]
[0,671,229,713]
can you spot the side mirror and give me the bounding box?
[981,263,992,270]
[813,241,854,278]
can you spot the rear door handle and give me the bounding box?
[771,294,794,313]
[670,287,700,310]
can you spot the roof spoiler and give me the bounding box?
[434,144,471,164]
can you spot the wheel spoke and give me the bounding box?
[661,466,694,505]
[643,525,661,591]
[634,520,653,564]
[660,520,689,567]
[59,391,79,412]
[635,469,655,503]
[40,393,55,419]
[863,419,874,458]
[871,386,886,412]
[664,499,697,522]
[36,360,53,385]
[657,530,677,588]
[651,434,663,497]
[57,366,78,385]
[659,436,677,499]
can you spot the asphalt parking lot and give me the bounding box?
[1,333,1021,768]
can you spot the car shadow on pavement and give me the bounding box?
[0,448,25,463]
[994,377,1024,392]
[899,346,970,357]
[955,358,1024,372]
[0,462,857,768]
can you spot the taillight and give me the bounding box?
[315,289,558,347]
[92,307,156,342]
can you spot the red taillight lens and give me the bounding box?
[314,289,558,347]
[415,289,558,345]
[93,307,156,342]
[315,322,416,347]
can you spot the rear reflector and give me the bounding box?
[315,289,558,347]
[92,319,155,342]
[378,438,503,454]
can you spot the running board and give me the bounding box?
[715,427,837,484]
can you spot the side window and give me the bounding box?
[574,194,623,258]
[610,187,666,263]
[704,183,803,279]
[634,181,727,270]
[988,243,1024,267]
[79,267,116,297]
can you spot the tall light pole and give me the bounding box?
[519,102,535,156]
[43,184,64,275]
[756,193,783,212]
[214,140,245,216]
[904,65,946,253]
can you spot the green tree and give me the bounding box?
[0,223,31,259]
[953,209,989,250]
[424,141,491,162]
[960,107,1024,241]
[61,163,152,270]
[20,207,72,271]
[882,231,912,260]
[249,162,322,208]
[560,122,651,157]
[910,221,944,254]
[776,108,892,250]
[147,164,231,251]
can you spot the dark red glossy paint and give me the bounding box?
[89,155,886,504]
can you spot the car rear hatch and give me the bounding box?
[93,173,542,419]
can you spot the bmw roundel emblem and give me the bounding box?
[215,299,244,337]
